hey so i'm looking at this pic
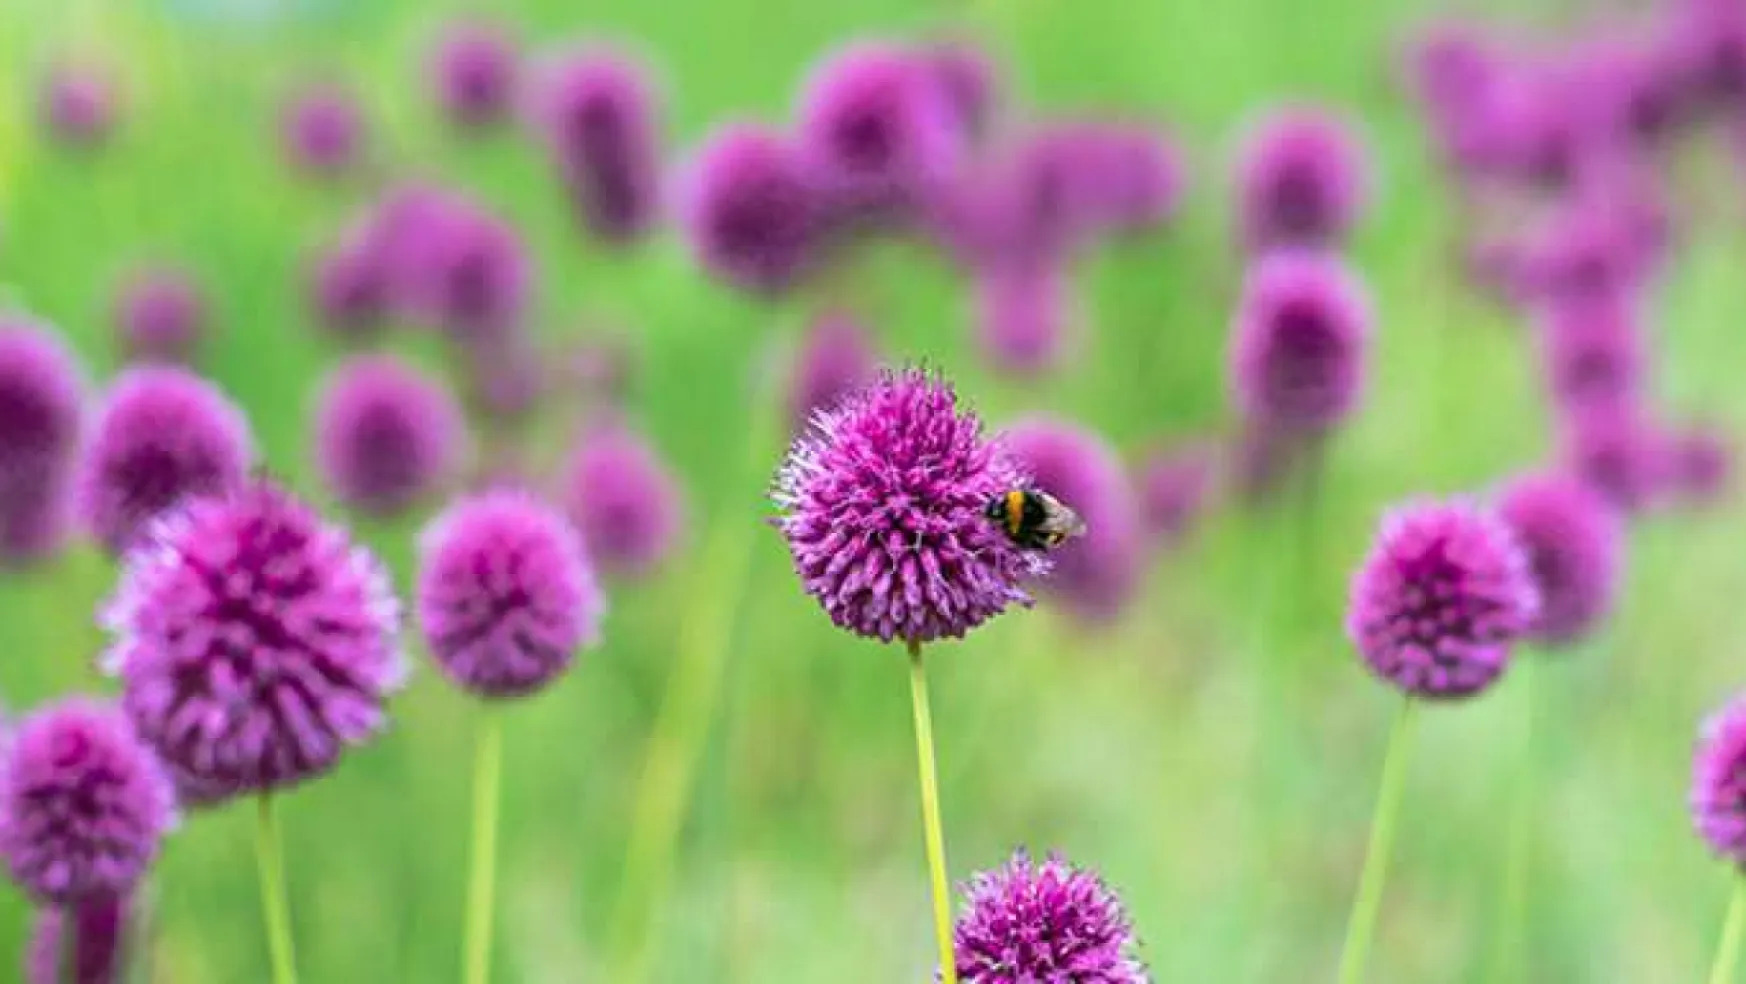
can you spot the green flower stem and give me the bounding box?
[463,704,503,984]
[1489,656,1537,982]
[908,639,958,984]
[1337,697,1417,984]
[1710,876,1746,984]
[255,794,299,984]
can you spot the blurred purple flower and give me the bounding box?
[1692,692,1746,863]
[953,849,1146,984]
[101,480,404,804]
[1666,0,1746,110]
[75,367,254,555]
[1346,500,1539,699]
[1515,167,1668,304]
[462,335,545,423]
[533,49,663,243]
[282,83,364,176]
[0,700,175,906]
[1560,402,1664,512]
[372,187,532,344]
[1135,441,1215,545]
[788,311,876,428]
[0,318,84,563]
[1235,107,1369,251]
[922,39,1000,144]
[308,232,390,342]
[114,267,205,365]
[1658,423,1732,505]
[1536,294,1646,414]
[417,490,602,699]
[972,263,1074,378]
[1496,472,1623,648]
[1228,250,1371,436]
[772,368,1045,643]
[560,421,683,578]
[26,895,128,984]
[430,20,518,128]
[40,63,116,148]
[679,124,821,295]
[314,355,467,517]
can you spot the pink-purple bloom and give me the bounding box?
[113,268,205,365]
[282,84,364,176]
[679,124,821,295]
[417,490,602,699]
[1346,500,1540,699]
[101,480,404,804]
[561,421,683,578]
[1560,402,1664,512]
[1659,423,1732,505]
[972,264,1074,378]
[430,21,518,128]
[1135,441,1215,545]
[0,700,175,906]
[1496,472,1623,647]
[1536,295,1646,414]
[1692,692,1746,864]
[773,368,1045,643]
[1228,251,1371,435]
[314,355,467,516]
[308,233,390,341]
[26,895,129,984]
[788,311,876,428]
[75,367,254,555]
[922,39,1000,143]
[1235,107,1369,251]
[376,188,532,344]
[534,49,663,243]
[0,318,85,563]
[952,850,1147,984]
[41,63,116,148]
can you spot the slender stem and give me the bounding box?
[1336,698,1418,984]
[463,705,504,984]
[908,639,959,984]
[1710,876,1746,984]
[255,794,299,984]
[1490,656,1537,982]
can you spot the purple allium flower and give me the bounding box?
[430,20,518,129]
[1235,107,1369,251]
[1659,423,1732,504]
[972,263,1074,378]
[953,850,1147,984]
[796,43,961,225]
[1086,126,1185,238]
[26,895,129,984]
[388,191,531,344]
[113,267,205,365]
[308,233,389,342]
[40,63,116,148]
[0,700,175,906]
[1536,294,1645,413]
[1692,692,1746,863]
[1135,441,1215,545]
[282,84,364,176]
[1001,417,1144,622]
[679,124,821,295]
[922,40,1000,144]
[1560,402,1664,511]
[533,49,663,243]
[560,421,683,578]
[772,368,1045,643]
[1346,500,1540,699]
[75,367,254,555]
[1667,0,1746,110]
[789,311,876,428]
[314,355,467,517]
[416,490,602,699]
[0,318,85,563]
[101,480,405,804]
[1496,472,1623,648]
[1228,250,1371,435]
[1515,168,1669,304]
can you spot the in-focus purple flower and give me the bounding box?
[972,263,1074,378]
[679,124,821,295]
[308,232,390,342]
[533,49,663,243]
[952,849,1147,984]
[1692,692,1746,863]
[560,421,683,578]
[40,63,116,148]
[101,480,405,804]
[282,83,364,176]
[430,20,518,128]
[0,318,85,563]
[26,895,129,984]
[314,355,467,517]
[788,311,877,428]
[1346,500,1539,699]
[1235,107,1369,251]
[772,368,1045,643]
[796,43,961,225]
[75,367,254,555]
[1135,441,1215,545]
[113,267,205,365]
[1496,472,1623,648]
[1560,402,1664,512]
[417,490,602,699]
[1002,417,1144,622]
[1228,250,1371,435]
[1536,294,1645,414]
[0,700,175,906]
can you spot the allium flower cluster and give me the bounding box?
[314,355,467,516]
[952,850,1148,984]
[1692,692,1746,864]
[1495,473,1623,647]
[101,480,405,803]
[1228,251,1371,435]
[1346,500,1540,699]
[534,49,663,243]
[114,267,205,365]
[561,421,683,578]
[0,318,85,562]
[772,368,1045,643]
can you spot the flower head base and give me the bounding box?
[1229,251,1371,435]
[114,268,205,365]
[953,850,1147,983]
[561,421,684,578]
[1693,693,1746,864]
[0,318,85,563]
[102,480,405,804]
[1346,500,1539,699]
[680,124,821,296]
[0,700,175,906]
[417,490,602,699]
[773,368,1044,643]
[1496,472,1623,648]
[75,367,255,555]
[26,895,129,984]
[314,355,467,517]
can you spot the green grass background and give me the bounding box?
[3,0,1746,980]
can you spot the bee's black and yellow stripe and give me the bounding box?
[1002,489,1028,540]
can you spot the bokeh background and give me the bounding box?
[4,0,1746,981]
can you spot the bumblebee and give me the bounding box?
[984,488,1086,550]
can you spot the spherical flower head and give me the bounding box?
[679,124,821,296]
[75,367,255,555]
[429,20,518,128]
[773,368,1045,643]
[1692,692,1746,864]
[308,232,390,342]
[1537,295,1645,413]
[1135,441,1215,545]
[113,267,205,365]
[26,895,129,984]
[1516,170,1668,303]
[1496,472,1623,648]
[534,49,663,243]
[561,421,684,578]
[796,43,961,225]
[953,849,1147,984]
[1560,402,1664,512]
[314,355,467,517]
[789,311,876,428]
[0,318,85,563]
[282,84,364,176]
[101,480,405,803]
[392,193,531,345]
[932,124,1118,268]
[1228,250,1371,434]
[972,263,1075,378]
[0,700,175,906]
[1236,107,1369,251]
[1346,500,1539,699]
[1086,125,1185,238]
[41,63,116,148]
[1001,417,1144,622]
